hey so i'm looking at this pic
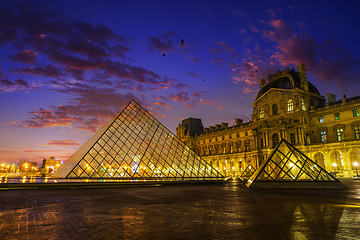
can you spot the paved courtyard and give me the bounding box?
[0,179,359,240]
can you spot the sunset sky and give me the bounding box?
[1,0,360,164]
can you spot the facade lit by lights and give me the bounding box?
[177,64,360,178]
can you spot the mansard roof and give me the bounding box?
[256,69,320,100]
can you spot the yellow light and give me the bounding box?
[354,162,359,167]
[1,164,4,167]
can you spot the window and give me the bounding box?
[301,98,306,110]
[259,107,264,119]
[272,104,278,115]
[336,128,343,141]
[287,99,294,112]
[290,133,295,145]
[245,131,248,136]
[320,131,327,143]
[353,109,359,117]
[272,133,279,148]
[260,138,264,149]
[319,116,324,123]
[244,140,250,150]
[355,126,360,139]
[209,138,211,143]
[236,133,239,138]
[335,113,340,120]
[222,136,224,140]
[229,134,232,139]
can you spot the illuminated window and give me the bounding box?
[320,131,327,143]
[355,126,360,140]
[319,116,324,123]
[301,98,306,110]
[259,107,264,119]
[335,113,340,120]
[353,109,359,117]
[336,128,343,141]
[287,99,294,112]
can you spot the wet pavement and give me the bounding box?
[0,179,359,240]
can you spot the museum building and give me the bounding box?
[176,64,360,177]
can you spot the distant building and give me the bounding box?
[176,64,360,177]
[40,156,63,176]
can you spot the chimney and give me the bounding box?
[204,128,209,134]
[235,119,243,125]
[209,126,215,132]
[298,63,309,91]
[221,122,228,129]
[259,79,265,88]
[326,93,336,104]
[215,124,221,131]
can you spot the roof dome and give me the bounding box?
[255,70,320,100]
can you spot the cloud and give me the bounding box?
[188,56,201,63]
[169,91,189,102]
[263,19,360,90]
[148,31,175,53]
[10,50,38,63]
[10,65,64,77]
[0,79,31,92]
[18,85,139,132]
[184,71,200,79]
[44,140,80,146]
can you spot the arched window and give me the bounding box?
[259,107,264,119]
[287,99,294,112]
[301,98,306,110]
[272,104,278,115]
[272,133,279,148]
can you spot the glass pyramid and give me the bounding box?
[239,163,256,180]
[53,100,224,181]
[246,139,346,188]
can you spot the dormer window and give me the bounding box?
[287,99,294,112]
[259,107,264,119]
[301,98,306,110]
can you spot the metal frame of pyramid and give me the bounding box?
[53,100,224,181]
[239,163,256,180]
[246,139,347,189]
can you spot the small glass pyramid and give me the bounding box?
[246,139,346,188]
[54,100,224,181]
[239,163,256,180]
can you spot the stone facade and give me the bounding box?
[176,64,360,177]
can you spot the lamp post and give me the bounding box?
[353,162,359,177]
[332,163,338,177]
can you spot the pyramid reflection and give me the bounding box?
[53,100,224,181]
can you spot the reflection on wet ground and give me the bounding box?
[0,179,359,239]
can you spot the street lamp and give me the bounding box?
[332,163,338,177]
[353,162,359,177]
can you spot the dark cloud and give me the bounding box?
[184,71,200,79]
[10,50,38,63]
[19,86,139,132]
[0,79,31,92]
[189,56,201,64]
[263,19,360,90]
[10,65,64,77]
